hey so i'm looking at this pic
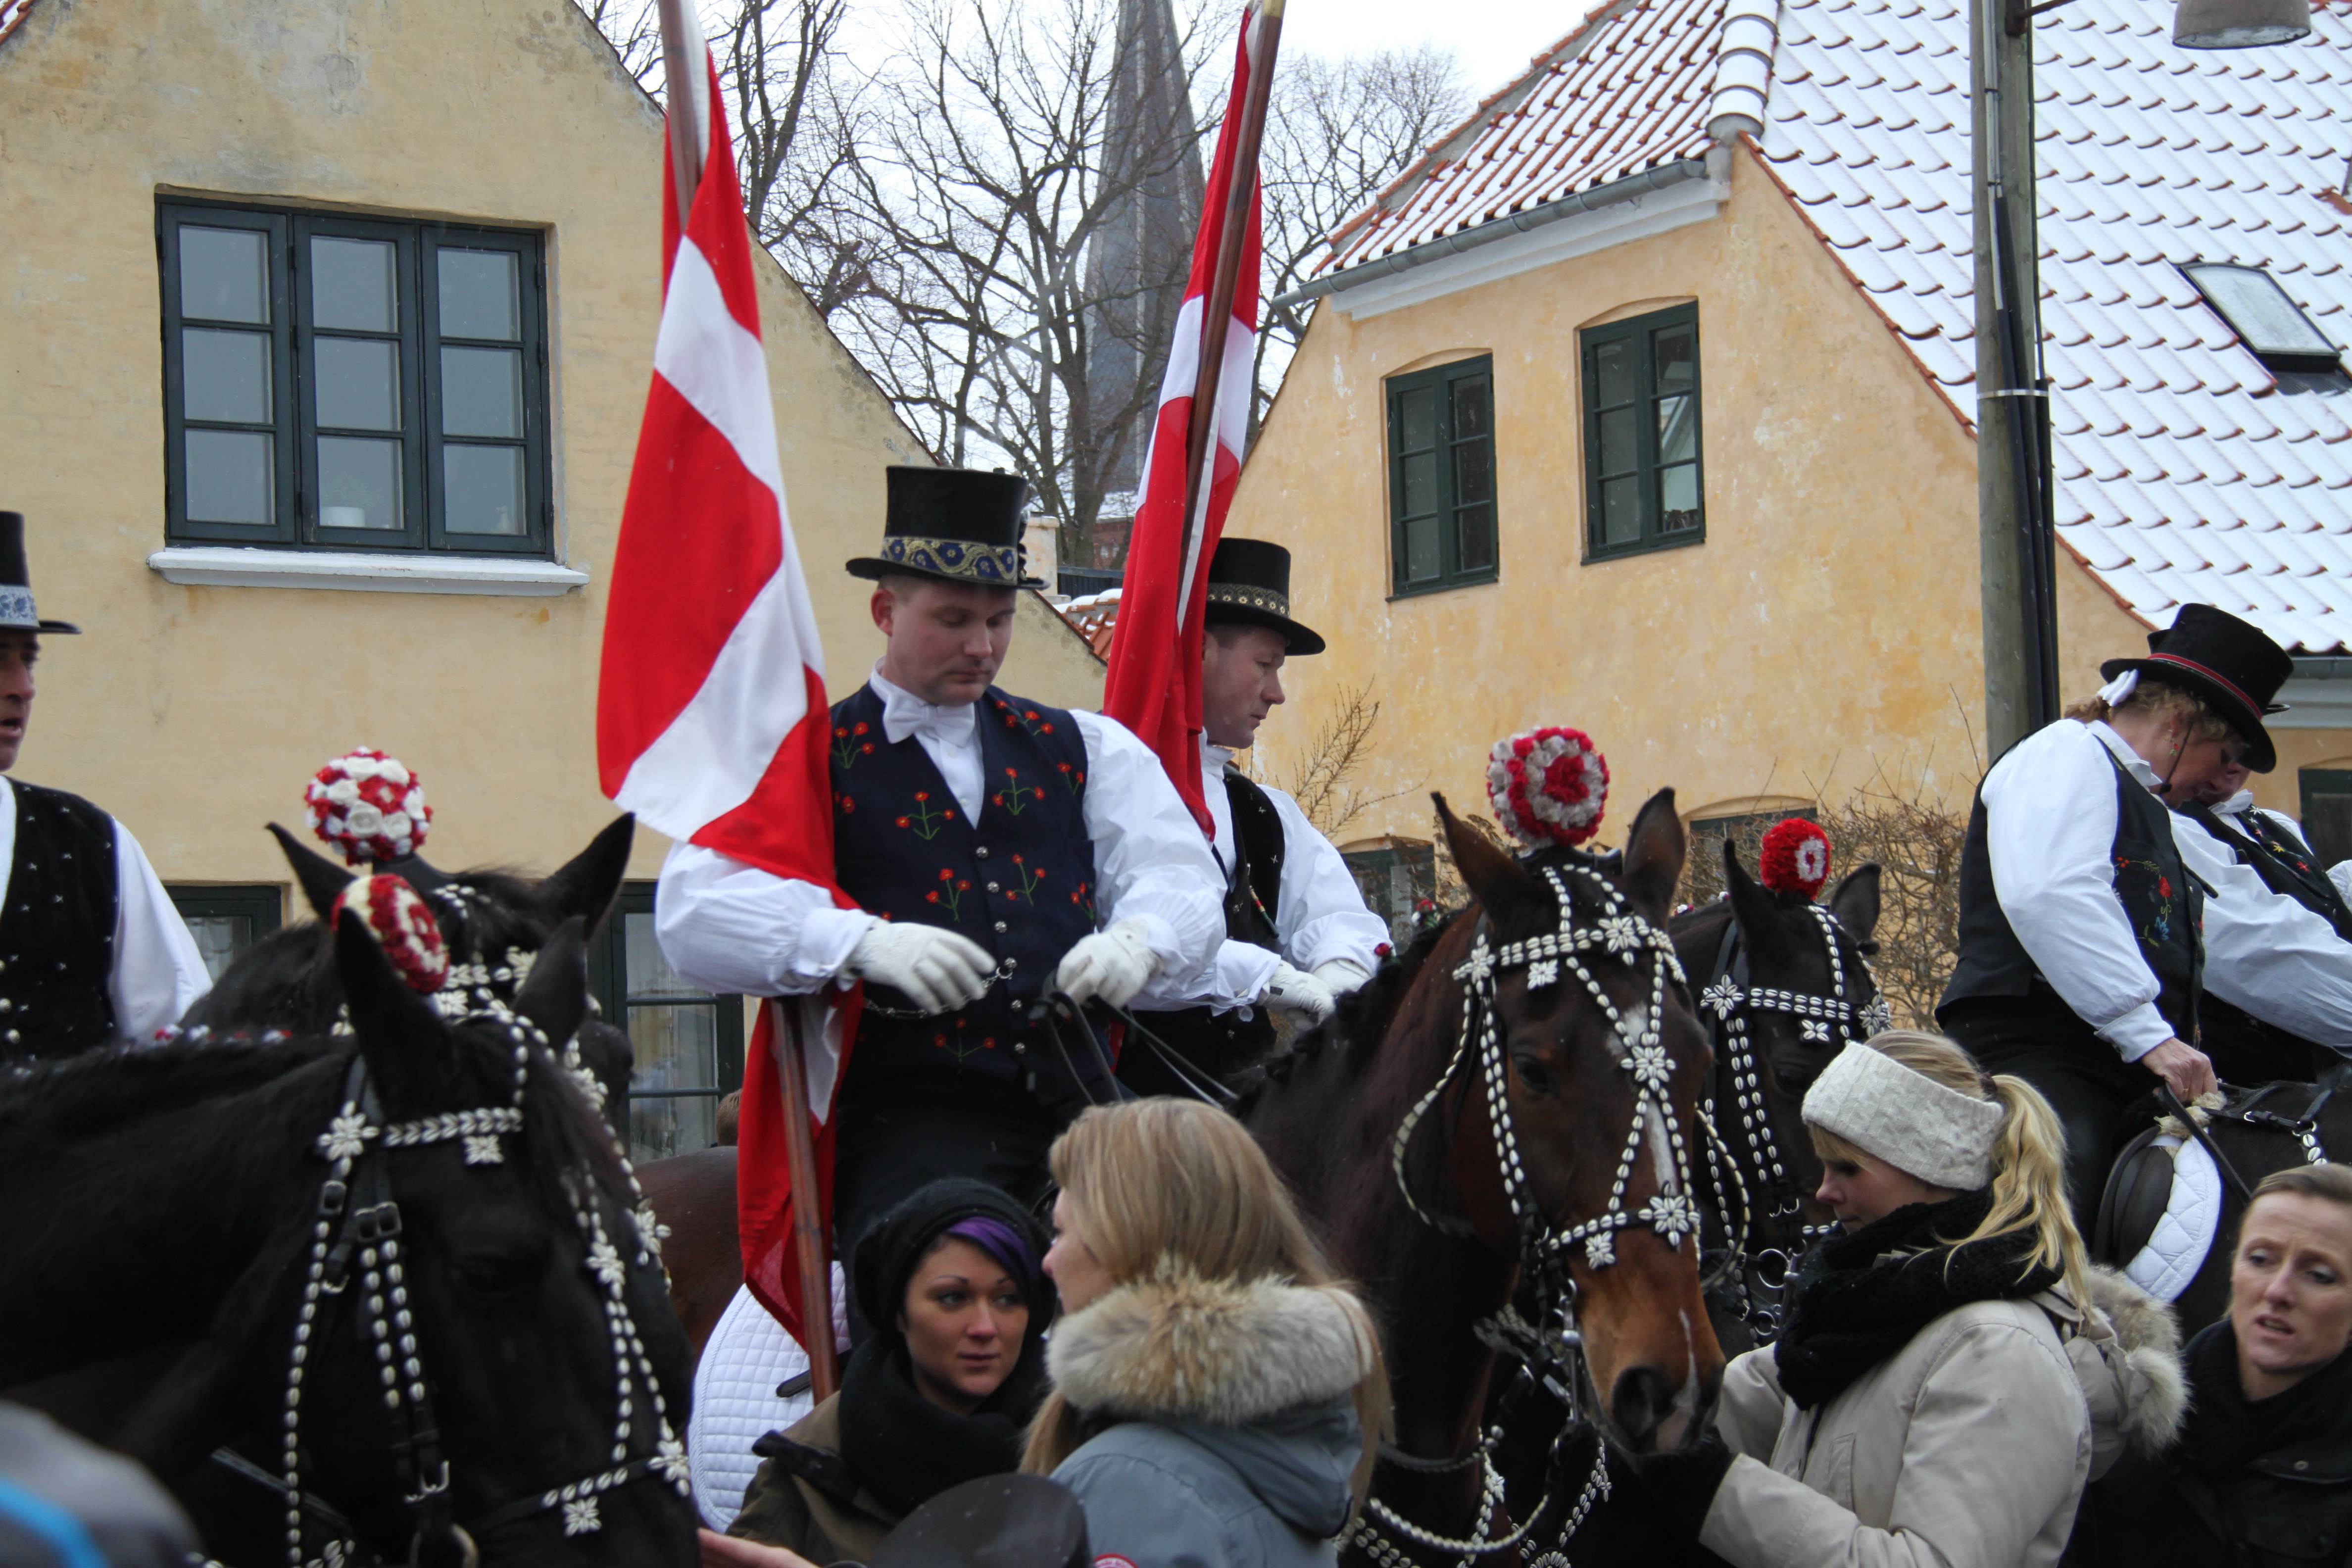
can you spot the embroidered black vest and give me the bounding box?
[828,686,1107,1111]
[2178,803,2350,1083]
[1942,737,2202,1041]
[0,781,120,1063]
[1119,770,1287,1097]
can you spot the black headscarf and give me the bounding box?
[1773,1188,2058,1410]
[836,1179,1056,1516]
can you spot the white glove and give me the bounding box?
[1312,958,1374,999]
[1055,918,1162,1010]
[1262,961,1336,1026]
[844,921,994,1015]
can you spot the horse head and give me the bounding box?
[183,815,639,1118]
[274,907,697,1566]
[1712,840,1885,1248]
[1429,790,1726,1455]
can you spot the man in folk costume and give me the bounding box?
[0,512,208,1064]
[1938,603,2352,1223]
[1119,539,1390,1098]
[656,468,1224,1323]
[2159,652,2352,1086]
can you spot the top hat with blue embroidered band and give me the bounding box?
[0,514,80,635]
[2100,602,2291,772]
[846,467,1043,589]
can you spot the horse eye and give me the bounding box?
[455,1256,531,1295]
[1512,1052,1556,1094]
[1773,1065,1809,1097]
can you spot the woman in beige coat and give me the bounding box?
[1634,1031,2185,1568]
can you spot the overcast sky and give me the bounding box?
[1279,2,1589,103]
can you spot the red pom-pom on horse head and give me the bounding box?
[305,747,432,867]
[331,873,451,994]
[1759,818,1833,899]
[1485,727,1610,850]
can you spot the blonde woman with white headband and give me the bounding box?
[1630,1032,2185,1568]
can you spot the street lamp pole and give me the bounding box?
[1971,0,2311,757]
[1972,0,2060,758]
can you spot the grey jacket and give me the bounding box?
[1047,1275,1375,1568]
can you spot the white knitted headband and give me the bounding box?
[1803,1043,2007,1191]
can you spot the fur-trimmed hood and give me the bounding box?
[1047,1274,1375,1426]
[2070,1264,2190,1477]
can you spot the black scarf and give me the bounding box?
[1774,1189,2058,1410]
[834,1329,1049,1517]
[2180,1320,2352,1476]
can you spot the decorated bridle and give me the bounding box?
[1350,855,1714,1568]
[1695,899,1890,1333]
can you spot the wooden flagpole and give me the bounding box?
[1173,0,1284,603]
[764,999,840,1400]
[656,0,839,1402]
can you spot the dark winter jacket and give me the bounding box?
[2077,1320,2352,1568]
[1048,1274,1376,1568]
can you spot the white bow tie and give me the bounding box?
[879,689,977,748]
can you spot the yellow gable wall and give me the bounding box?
[0,0,1101,893]
[1231,142,2329,848]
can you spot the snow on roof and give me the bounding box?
[1318,0,2352,653]
[0,0,39,47]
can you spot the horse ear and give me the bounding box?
[539,816,636,938]
[514,916,591,1051]
[1434,793,1542,925]
[1619,789,1686,921]
[332,908,463,1110]
[269,823,356,923]
[1827,862,1884,947]
[1722,839,1786,955]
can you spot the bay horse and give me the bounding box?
[1246,791,1727,1565]
[1667,840,1885,1349]
[0,911,698,1567]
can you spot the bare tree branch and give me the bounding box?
[1271,681,1425,842]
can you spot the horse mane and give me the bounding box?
[1230,907,1469,1114]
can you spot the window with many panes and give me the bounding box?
[166,885,284,983]
[589,884,745,1165]
[1582,305,1704,560]
[1386,356,1498,596]
[158,201,549,555]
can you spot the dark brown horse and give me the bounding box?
[1668,840,1884,1349]
[1248,792,1726,1565]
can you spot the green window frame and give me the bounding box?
[158,199,550,556]
[2299,769,2352,866]
[1582,304,1705,560]
[1385,355,1498,596]
[166,884,284,985]
[589,883,746,1165]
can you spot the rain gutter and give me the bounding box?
[1270,156,1714,310]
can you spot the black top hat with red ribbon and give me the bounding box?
[2099,602,2293,773]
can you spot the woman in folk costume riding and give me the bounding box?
[1936,603,2352,1226]
[1121,539,1390,1097]
[654,468,1224,1333]
[0,510,208,1063]
[1636,1031,2185,1568]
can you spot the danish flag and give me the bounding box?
[595,48,851,1350]
[1101,5,1269,833]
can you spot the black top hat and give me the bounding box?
[1202,537,1324,656]
[867,1474,1089,1568]
[0,513,79,635]
[2100,602,2293,772]
[847,467,1043,589]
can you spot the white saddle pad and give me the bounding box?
[687,1272,847,1531]
[2121,1134,2222,1303]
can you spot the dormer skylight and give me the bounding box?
[2182,262,2344,375]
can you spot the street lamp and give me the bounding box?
[1972,0,2312,757]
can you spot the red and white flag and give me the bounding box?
[1101,5,1269,833]
[595,49,852,1349]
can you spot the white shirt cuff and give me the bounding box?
[802,907,878,990]
[2094,1003,2171,1063]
